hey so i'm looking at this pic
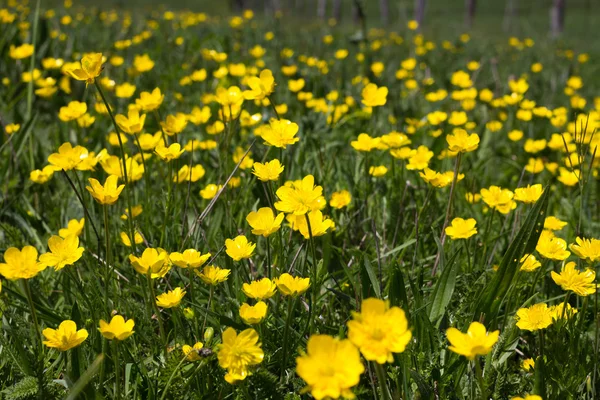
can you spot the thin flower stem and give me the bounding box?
[280,297,295,383]
[160,356,188,400]
[113,341,121,400]
[103,205,112,315]
[305,213,318,334]
[23,279,43,351]
[474,358,486,400]
[374,363,392,400]
[148,275,167,357]
[201,286,213,334]
[159,161,173,248]
[94,81,137,255]
[265,235,272,279]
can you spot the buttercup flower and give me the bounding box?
[261,119,300,149]
[274,175,325,215]
[446,130,479,152]
[39,235,84,271]
[551,261,596,296]
[329,190,351,209]
[239,301,268,324]
[516,303,553,331]
[246,208,284,237]
[217,328,264,383]
[65,53,104,84]
[43,320,88,351]
[361,83,388,107]
[225,235,256,261]
[155,143,184,162]
[128,248,170,278]
[136,88,164,111]
[156,287,186,308]
[86,175,125,205]
[446,322,499,360]
[296,335,364,400]
[242,277,277,300]
[275,273,310,296]
[169,249,211,269]
[570,237,600,263]
[59,218,85,238]
[196,265,231,285]
[182,342,204,361]
[243,69,275,100]
[445,217,477,240]
[347,298,412,363]
[522,358,535,371]
[514,184,544,204]
[99,315,135,340]
[519,254,541,272]
[536,231,570,260]
[115,109,146,134]
[0,246,46,280]
[252,159,284,181]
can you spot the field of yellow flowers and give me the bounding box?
[1,1,600,399]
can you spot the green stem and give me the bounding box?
[160,356,187,400]
[103,205,111,314]
[113,341,121,400]
[23,279,43,351]
[474,358,486,400]
[374,363,391,400]
[201,286,213,334]
[148,275,167,357]
[280,297,295,383]
[305,213,318,334]
[159,161,173,247]
[94,81,137,255]
[265,235,272,279]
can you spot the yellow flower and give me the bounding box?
[296,334,364,400]
[516,303,553,331]
[58,101,87,122]
[39,235,84,271]
[86,175,125,205]
[239,301,268,324]
[246,208,284,237]
[217,328,264,383]
[172,164,205,183]
[406,145,434,170]
[161,113,188,136]
[200,184,222,200]
[182,342,204,361]
[570,237,600,263]
[99,315,135,340]
[480,186,515,214]
[446,130,479,152]
[522,358,535,371]
[155,143,184,162]
[261,119,300,149]
[361,83,388,107]
[551,261,596,296]
[59,218,85,238]
[288,78,305,92]
[369,165,388,177]
[42,320,88,351]
[121,205,143,220]
[9,43,34,59]
[446,321,499,360]
[514,184,544,204]
[133,54,155,73]
[274,175,325,215]
[544,216,567,231]
[519,254,541,272]
[252,159,284,182]
[156,287,186,308]
[275,273,310,297]
[329,190,351,209]
[536,231,570,260]
[347,298,412,364]
[216,86,244,107]
[169,249,211,269]
[288,210,335,239]
[445,218,477,240]
[512,395,542,400]
[100,156,145,182]
[0,246,46,280]
[115,109,146,134]
[196,265,230,285]
[243,69,275,100]
[47,143,90,171]
[242,278,277,300]
[115,82,136,98]
[136,88,164,111]
[225,235,256,261]
[550,302,578,320]
[120,231,144,247]
[65,53,104,84]
[128,248,170,278]
[351,133,387,152]
[5,123,20,135]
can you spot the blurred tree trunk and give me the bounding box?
[550,0,566,37]
[464,0,476,29]
[414,0,426,28]
[380,0,389,25]
[333,0,342,21]
[503,0,516,32]
[318,0,327,19]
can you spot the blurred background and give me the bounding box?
[44,0,596,41]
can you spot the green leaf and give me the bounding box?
[362,254,381,299]
[473,183,551,323]
[388,264,409,312]
[428,249,459,324]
